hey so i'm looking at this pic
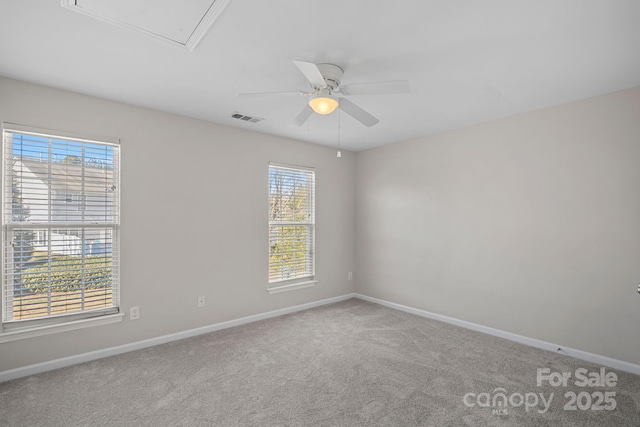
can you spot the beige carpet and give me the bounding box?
[1,298,639,426]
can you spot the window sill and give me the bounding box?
[267,280,317,294]
[0,312,125,343]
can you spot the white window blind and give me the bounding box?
[268,163,315,284]
[2,125,120,330]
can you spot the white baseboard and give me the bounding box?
[355,293,640,376]
[5,292,638,383]
[0,293,356,383]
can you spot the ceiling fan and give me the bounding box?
[239,60,410,127]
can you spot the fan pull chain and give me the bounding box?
[337,109,342,158]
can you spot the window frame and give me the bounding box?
[267,162,316,293]
[1,123,123,341]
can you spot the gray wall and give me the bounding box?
[356,86,640,366]
[0,77,356,371]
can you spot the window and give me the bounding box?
[63,192,86,210]
[2,124,120,332]
[268,163,315,286]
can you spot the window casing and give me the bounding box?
[268,163,315,285]
[2,124,120,332]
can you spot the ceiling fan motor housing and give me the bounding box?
[315,63,343,91]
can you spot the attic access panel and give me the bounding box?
[61,0,232,50]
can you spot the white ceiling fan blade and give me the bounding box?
[238,90,309,98]
[340,80,410,96]
[293,60,327,89]
[338,98,379,127]
[290,105,313,127]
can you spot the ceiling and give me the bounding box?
[1,1,640,152]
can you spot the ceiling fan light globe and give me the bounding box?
[309,96,339,115]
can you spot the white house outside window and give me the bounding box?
[1,124,120,332]
[268,163,315,286]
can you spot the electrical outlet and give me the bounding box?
[197,296,206,307]
[130,306,140,320]
[348,272,353,280]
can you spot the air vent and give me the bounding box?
[61,0,232,51]
[231,112,264,123]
